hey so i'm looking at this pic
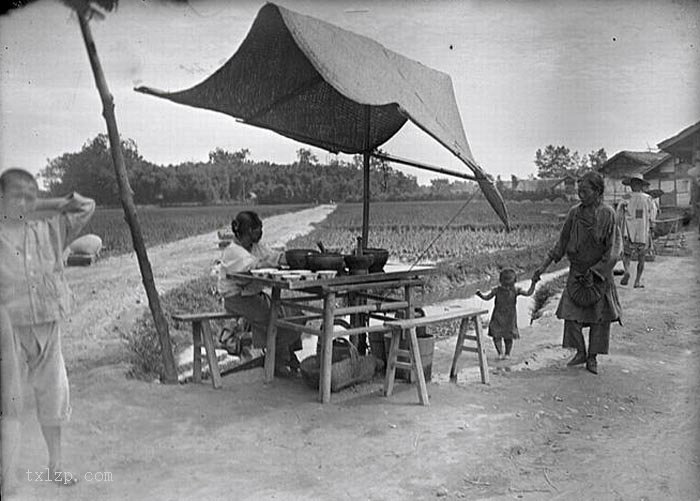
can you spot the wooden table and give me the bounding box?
[227,266,437,403]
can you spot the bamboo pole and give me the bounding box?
[77,13,178,383]
[371,151,478,181]
[362,105,371,246]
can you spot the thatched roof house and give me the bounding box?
[657,121,700,208]
[598,151,675,206]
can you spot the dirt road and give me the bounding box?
[7,223,699,500]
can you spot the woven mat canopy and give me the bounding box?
[135,2,509,228]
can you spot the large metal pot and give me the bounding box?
[362,248,389,273]
[307,253,345,272]
[285,249,319,269]
[344,254,375,275]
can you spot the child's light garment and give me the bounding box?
[0,193,95,325]
[488,285,525,340]
[0,192,94,425]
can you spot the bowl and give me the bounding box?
[307,253,345,272]
[362,248,389,273]
[344,254,375,275]
[250,268,277,277]
[316,270,338,279]
[285,249,319,269]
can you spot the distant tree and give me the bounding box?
[535,145,606,178]
[208,147,250,166]
[296,148,318,167]
[430,178,451,197]
[587,148,608,172]
[41,134,157,205]
[535,145,579,178]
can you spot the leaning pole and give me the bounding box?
[77,11,178,383]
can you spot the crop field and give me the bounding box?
[82,204,311,257]
[287,200,571,263]
[84,199,572,264]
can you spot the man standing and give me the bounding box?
[618,173,657,288]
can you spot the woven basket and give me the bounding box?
[300,338,377,392]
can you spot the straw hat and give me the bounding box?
[622,173,650,186]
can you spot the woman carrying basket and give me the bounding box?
[534,172,623,374]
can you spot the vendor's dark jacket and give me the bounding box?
[548,200,623,325]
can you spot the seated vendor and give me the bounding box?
[218,211,302,377]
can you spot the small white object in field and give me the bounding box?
[69,234,103,256]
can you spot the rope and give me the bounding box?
[408,189,481,271]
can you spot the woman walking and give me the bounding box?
[534,171,623,374]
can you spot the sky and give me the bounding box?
[0,0,699,186]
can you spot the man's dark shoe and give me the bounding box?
[567,351,587,366]
[586,356,598,374]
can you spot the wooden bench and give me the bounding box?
[384,306,489,405]
[171,312,238,389]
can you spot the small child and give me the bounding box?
[476,268,538,359]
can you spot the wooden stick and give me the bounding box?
[372,151,479,181]
[263,287,281,383]
[78,13,178,383]
[362,105,371,245]
[335,300,409,316]
[320,291,336,403]
[192,321,202,384]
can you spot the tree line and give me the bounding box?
[39,134,607,206]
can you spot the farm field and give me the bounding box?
[81,203,311,256]
[287,200,572,263]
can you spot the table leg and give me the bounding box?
[320,291,336,403]
[474,315,490,384]
[449,318,469,380]
[201,320,222,389]
[264,286,281,383]
[192,321,202,383]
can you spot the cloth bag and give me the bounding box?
[568,270,605,307]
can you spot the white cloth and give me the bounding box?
[217,240,282,298]
[619,192,657,243]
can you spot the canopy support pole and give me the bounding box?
[362,105,371,246]
[371,151,479,182]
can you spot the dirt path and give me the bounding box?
[61,204,336,371]
[7,230,699,501]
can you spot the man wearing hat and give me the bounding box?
[617,173,657,287]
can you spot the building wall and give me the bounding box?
[646,158,693,207]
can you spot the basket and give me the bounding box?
[300,338,377,392]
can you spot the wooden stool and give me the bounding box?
[384,326,430,406]
[384,307,490,405]
[171,312,237,389]
[449,313,489,384]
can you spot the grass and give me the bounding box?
[121,275,222,379]
[529,273,569,324]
